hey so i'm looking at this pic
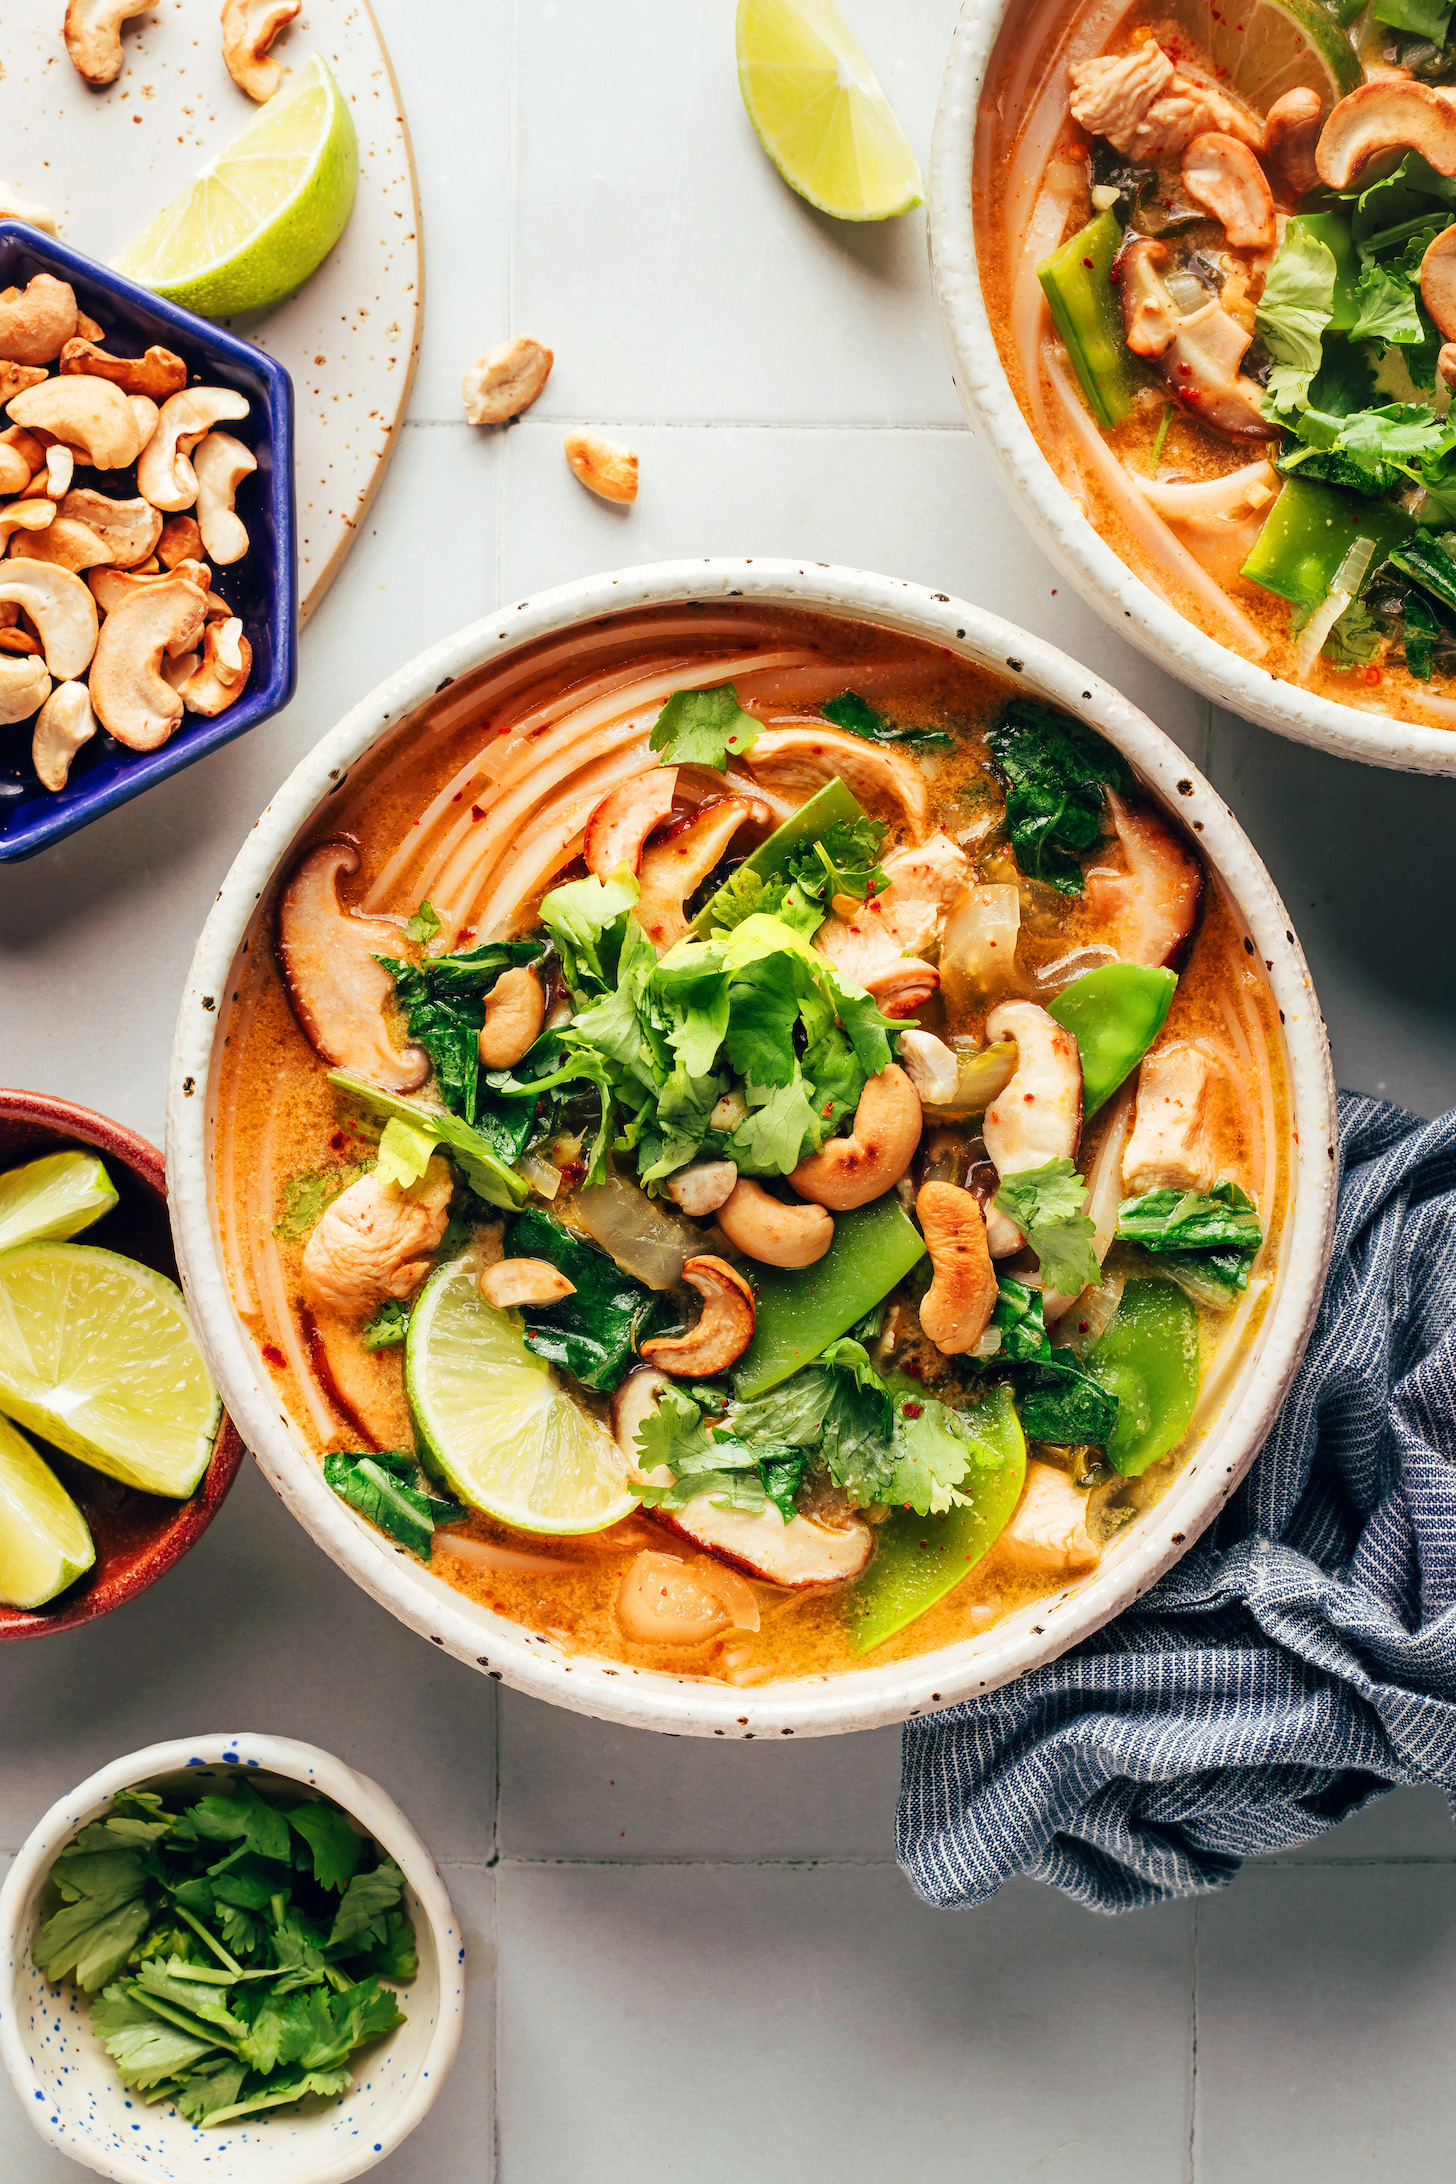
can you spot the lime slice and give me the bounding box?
[1175,0,1361,111]
[736,0,924,222]
[0,1151,118,1253]
[405,1257,636,1536]
[114,52,358,317]
[0,1412,94,1611]
[0,1244,221,1499]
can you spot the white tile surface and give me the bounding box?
[497,1864,1194,2184]
[1196,1868,1456,2180]
[1,0,1451,2177]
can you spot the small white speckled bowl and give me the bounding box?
[0,1734,463,2184]
[927,0,1456,777]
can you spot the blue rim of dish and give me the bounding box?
[0,218,298,863]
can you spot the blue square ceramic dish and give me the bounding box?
[0,219,296,862]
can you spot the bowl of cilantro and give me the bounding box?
[0,1732,463,2183]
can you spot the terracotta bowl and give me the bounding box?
[0,1090,244,1640]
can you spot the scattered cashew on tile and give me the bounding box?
[463,334,554,424]
[564,430,639,504]
[64,0,152,86]
[31,679,97,791]
[221,0,302,102]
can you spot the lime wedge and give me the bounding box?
[0,1151,118,1253]
[1175,0,1360,110]
[736,0,924,222]
[0,1413,94,1611]
[405,1257,636,1536]
[0,1244,220,1499]
[114,51,358,317]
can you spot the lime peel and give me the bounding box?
[736,0,924,222]
[0,1412,94,1611]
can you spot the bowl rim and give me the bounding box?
[0,217,298,864]
[165,556,1338,1738]
[0,1086,245,1642]
[0,1730,464,2184]
[926,0,1456,779]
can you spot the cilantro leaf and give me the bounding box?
[985,701,1130,895]
[540,868,640,998]
[993,1158,1099,1296]
[90,1985,221,2089]
[725,1074,823,1176]
[326,1864,405,1956]
[171,2056,251,2124]
[821,690,955,753]
[1255,217,1336,415]
[34,1850,153,1991]
[174,1780,292,1866]
[361,1298,409,1350]
[649,682,762,770]
[288,1805,365,1893]
[404,900,442,946]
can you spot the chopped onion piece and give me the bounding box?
[1032,943,1120,995]
[518,1150,562,1199]
[941,882,1021,1009]
[569,1168,701,1290]
[1295,536,1375,681]
[693,1558,761,1632]
[935,1038,1018,1118]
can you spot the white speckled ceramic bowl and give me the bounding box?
[0,1733,463,2184]
[927,0,1456,778]
[166,559,1338,1740]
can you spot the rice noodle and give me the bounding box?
[1012,182,1084,447]
[249,1104,337,1444]
[436,1531,579,1577]
[1001,0,1143,260]
[1044,355,1272,652]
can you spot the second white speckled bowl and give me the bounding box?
[927,0,1456,776]
[0,1733,463,2184]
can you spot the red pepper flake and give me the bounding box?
[262,1343,286,1369]
[556,1159,586,1191]
[1079,1318,1090,1333]
[1364,666,1382,686]
[329,1131,345,1150]
[902,1401,924,1419]
[1082,256,1093,269]
[471,804,485,820]
[453,791,464,802]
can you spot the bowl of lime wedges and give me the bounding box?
[0,1089,243,1639]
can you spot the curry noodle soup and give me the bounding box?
[212,606,1289,1686]
[975,0,1456,730]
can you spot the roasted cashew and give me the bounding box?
[31,679,97,792]
[0,652,50,725]
[0,363,47,405]
[0,500,57,550]
[180,616,251,716]
[1180,133,1276,250]
[222,0,302,101]
[564,430,638,503]
[916,1182,998,1356]
[1317,78,1456,192]
[477,965,546,1069]
[43,444,74,498]
[157,514,203,567]
[0,276,78,368]
[59,490,162,568]
[0,560,98,679]
[59,337,187,402]
[12,516,114,574]
[790,1064,922,1212]
[665,1159,738,1216]
[0,180,58,235]
[87,577,206,749]
[898,1029,960,1106]
[137,386,250,512]
[641,1255,755,1377]
[64,0,150,84]
[463,334,554,424]
[478,1258,576,1309]
[7,374,145,470]
[716,1178,833,1268]
[193,430,256,564]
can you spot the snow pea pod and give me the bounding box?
[692,778,867,936]
[732,1196,926,1398]
[1047,962,1177,1118]
[1242,477,1414,611]
[1082,1275,1199,1477]
[1037,210,1139,431]
[846,1383,1027,1654]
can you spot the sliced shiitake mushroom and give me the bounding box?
[277,839,430,1091]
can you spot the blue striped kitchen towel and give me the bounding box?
[897,1091,1456,1914]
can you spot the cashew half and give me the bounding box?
[1316,78,1456,192]
[641,1255,756,1377]
[192,430,256,564]
[583,767,677,878]
[0,500,57,550]
[665,1160,738,1216]
[31,679,97,791]
[64,0,150,84]
[478,1257,576,1309]
[11,515,114,574]
[0,364,47,405]
[716,1178,833,1268]
[463,334,554,424]
[137,386,250,512]
[222,0,302,101]
[0,561,98,678]
[157,513,203,567]
[181,616,251,716]
[60,490,162,568]
[564,430,638,503]
[0,276,78,368]
[7,374,145,470]
[790,1064,922,1212]
[1263,87,1323,202]
[0,653,51,725]
[916,1182,999,1355]
[0,444,30,495]
[898,1028,960,1106]
[0,181,59,236]
[59,337,187,402]
[87,577,207,748]
[43,444,74,498]
[477,965,546,1069]
[1180,133,1276,250]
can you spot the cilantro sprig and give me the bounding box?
[33,1779,417,2130]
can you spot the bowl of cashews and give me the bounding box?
[0,218,296,862]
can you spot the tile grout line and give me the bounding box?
[1188,1900,1200,2184]
[435,1848,1456,1876]
[400,415,975,436]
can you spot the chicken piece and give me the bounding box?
[1122,1043,1220,1195]
[1069,43,1262,162]
[814,829,969,1018]
[301,1162,452,1315]
[997,1461,1101,1579]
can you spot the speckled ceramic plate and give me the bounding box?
[0,0,421,624]
[927,0,1456,777]
[165,559,1338,1741]
[0,1732,463,2184]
